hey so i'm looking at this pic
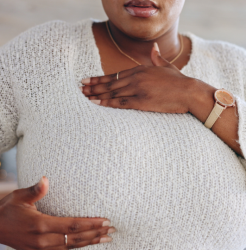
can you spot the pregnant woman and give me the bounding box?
[1,0,246,249]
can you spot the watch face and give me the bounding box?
[215,89,235,106]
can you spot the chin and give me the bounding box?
[119,20,168,41]
[127,29,158,41]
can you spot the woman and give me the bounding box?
[1,0,246,249]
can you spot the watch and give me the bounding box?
[204,88,236,129]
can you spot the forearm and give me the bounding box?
[188,79,244,158]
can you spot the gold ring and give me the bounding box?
[65,234,68,245]
[116,72,120,80]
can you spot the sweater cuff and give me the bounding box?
[234,95,246,159]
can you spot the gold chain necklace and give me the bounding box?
[106,21,184,66]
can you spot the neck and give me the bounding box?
[107,20,181,65]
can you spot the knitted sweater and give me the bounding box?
[1,19,246,250]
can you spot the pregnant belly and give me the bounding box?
[17,109,246,249]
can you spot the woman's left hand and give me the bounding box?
[81,45,198,114]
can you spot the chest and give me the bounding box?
[17,83,243,196]
[14,73,246,248]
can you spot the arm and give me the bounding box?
[188,79,244,158]
[0,50,19,154]
[81,43,246,159]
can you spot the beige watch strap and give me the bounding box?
[204,102,226,129]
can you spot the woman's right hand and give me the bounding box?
[0,176,116,249]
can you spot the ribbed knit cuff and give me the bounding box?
[234,95,246,159]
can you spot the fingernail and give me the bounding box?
[82,78,91,84]
[79,87,83,91]
[154,42,160,54]
[37,176,44,189]
[100,236,112,243]
[102,220,111,227]
[108,228,117,234]
[90,100,101,105]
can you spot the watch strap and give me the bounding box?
[204,102,225,129]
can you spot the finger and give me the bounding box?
[151,42,171,67]
[66,235,112,249]
[65,227,115,248]
[34,227,116,249]
[100,96,139,110]
[41,215,112,234]
[81,65,144,86]
[90,85,135,100]
[13,176,49,205]
[82,76,132,97]
[45,235,112,250]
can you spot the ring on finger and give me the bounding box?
[65,234,68,245]
[116,72,120,80]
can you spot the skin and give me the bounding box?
[82,0,243,158]
[0,0,244,249]
[93,0,191,74]
[0,177,116,249]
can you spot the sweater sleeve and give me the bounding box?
[233,48,246,160]
[0,48,19,155]
[235,95,246,159]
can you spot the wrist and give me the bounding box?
[187,78,218,123]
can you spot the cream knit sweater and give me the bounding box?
[1,19,246,250]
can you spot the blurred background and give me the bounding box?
[0,0,246,248]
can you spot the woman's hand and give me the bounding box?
[0,177,116,249]
[81,44,198,114]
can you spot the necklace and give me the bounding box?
[106,21,184,66]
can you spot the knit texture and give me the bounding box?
[1,19,246,250]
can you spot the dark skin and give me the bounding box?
[81,0,244,158]
[92,21,192,74]
[0,177,117,249]
[0,0,244,249]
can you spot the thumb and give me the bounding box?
[14,176,49,205]
[151,42,171,67]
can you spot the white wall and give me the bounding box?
[0,0,245,47]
